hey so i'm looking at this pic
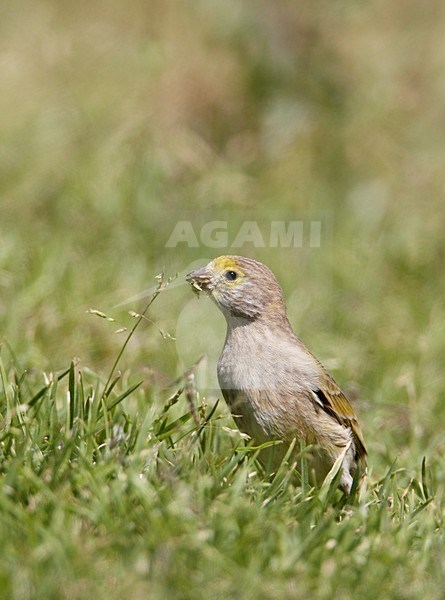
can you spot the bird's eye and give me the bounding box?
[225,270,238,281]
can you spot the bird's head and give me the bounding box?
[186,255,286,322]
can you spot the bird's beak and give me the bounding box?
[186,266,213,294]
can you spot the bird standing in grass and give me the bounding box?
[186,255,366,494]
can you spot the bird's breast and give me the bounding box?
[217,328,325,442]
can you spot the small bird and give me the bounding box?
[186,255,366,494]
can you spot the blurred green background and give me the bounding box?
[2,1,445,597]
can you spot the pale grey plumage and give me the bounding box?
[186,255,366,494]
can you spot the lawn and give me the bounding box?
[1,1,445,598]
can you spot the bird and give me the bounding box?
[186,255,366,494]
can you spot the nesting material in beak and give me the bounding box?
[186,266,212,295]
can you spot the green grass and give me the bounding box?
[2,0,445,598]
[1,316,444,600]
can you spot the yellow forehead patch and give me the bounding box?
[212,256,244,275]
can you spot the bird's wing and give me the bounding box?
[311,368,367,461]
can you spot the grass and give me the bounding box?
[2,0,445,598]
[0,346,443,600]
[1,281,444,599]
